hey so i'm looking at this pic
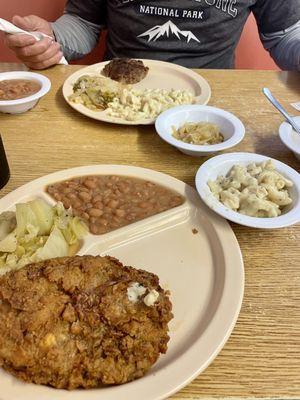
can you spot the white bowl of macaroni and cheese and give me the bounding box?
[195,152,300,228]
[155,104,245,156]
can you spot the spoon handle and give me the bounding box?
[262,88,300,135]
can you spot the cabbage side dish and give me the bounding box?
[208,160,293,218]
[0,199,88,275]
[172,122,224,145]
[69,75,118,111]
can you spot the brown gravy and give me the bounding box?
[0,79,41,101]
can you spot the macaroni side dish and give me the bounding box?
[172,122,224,145]
[69,74,195,121]
[107,87,195,121]
[208,160,293,217]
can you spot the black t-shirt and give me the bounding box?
[65,0,300,68]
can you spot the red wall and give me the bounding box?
[0,0,104,64]
[236,13,279,70]
[0,0,279,70]
[0,0,65,62]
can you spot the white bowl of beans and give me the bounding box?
[155,104,245,156]
[0,71,51,114]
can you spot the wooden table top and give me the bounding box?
[0,63,299,399]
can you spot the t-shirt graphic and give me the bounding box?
[104,0,247,68]
[138,20,200,43]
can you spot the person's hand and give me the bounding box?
[4,15,63,69]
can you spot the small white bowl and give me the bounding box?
[155,104,245,156]
[195,152,300,229]
[279,116,300,160]
[0,71,51,114]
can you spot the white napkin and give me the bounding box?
[0,17,68,65]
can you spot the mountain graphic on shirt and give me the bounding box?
[138,20,200,43]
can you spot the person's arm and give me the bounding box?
[3,0,106,69]
[4,15,63,69]
[52,0,106,61]
[251,0,300,70]
[52,14,103,61]
[260,20,300,71]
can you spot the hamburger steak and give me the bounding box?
[0,255,172,389]
[102,58,149,84]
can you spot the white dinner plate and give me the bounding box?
[0,165,243,400]
[62,60,211,125]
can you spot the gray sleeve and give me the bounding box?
[51,14,103,61]
[260,20,300,71]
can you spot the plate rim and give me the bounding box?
[0,164,244,400]
[62,59,212,125]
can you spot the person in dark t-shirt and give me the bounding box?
[4,0,300,70]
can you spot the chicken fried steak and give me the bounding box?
[102,58,149,84]
[0,255,172,389]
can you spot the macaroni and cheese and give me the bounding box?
[107,87,195,121]
[208,160,293,217]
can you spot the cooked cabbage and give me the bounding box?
[0,211,16,241]
[0,198,88,275]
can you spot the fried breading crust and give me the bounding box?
[0,256,172,389]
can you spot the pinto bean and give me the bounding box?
[67,193,78,200]
[114,209,126,218]
[91,201,102,210]
[61,198,71,209]
[98,217,108,226]
[138,201,151,209]
[92,194,103,203]
[79,191,92,202]
[53,192,62,201]
[89,223,99,235]
[61,187,72,194]
[70,200,82,209]
[84,179,97,189]
[81,212,90,220]
[107,199,119,209]
[88,208,103,217]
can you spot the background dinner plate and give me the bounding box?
[0,165,243,400]
[62,60,211,125]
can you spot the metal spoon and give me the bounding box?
[262,88,300,135]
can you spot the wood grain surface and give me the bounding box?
[0,64,300,399]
